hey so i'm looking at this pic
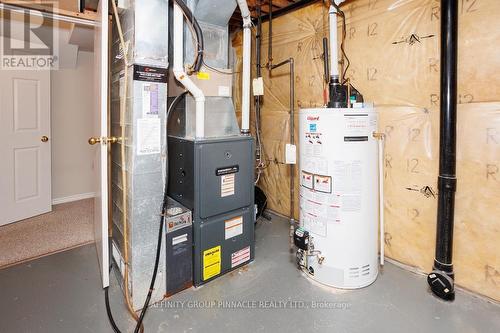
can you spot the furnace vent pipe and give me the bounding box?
[427,0,458,301]
[237,0,252,134]
[173,0,205,138]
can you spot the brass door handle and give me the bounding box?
[88,137,101,145]
[88,136,121,145]
[41,136,49,142]
[107,136,120,144]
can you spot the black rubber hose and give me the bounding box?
[133,205,165,333]
[105,92,187,333]
[103,200,164,333]
[105,283,122,333]
[131,91,188,333]
[174,0,204,73]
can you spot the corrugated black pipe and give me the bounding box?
[427,0,458,301]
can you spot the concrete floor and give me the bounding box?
[0,214,499,333]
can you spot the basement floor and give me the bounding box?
[0,214,499,333]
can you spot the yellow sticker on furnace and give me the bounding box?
[196,71,210,80]
[203,245,221,281]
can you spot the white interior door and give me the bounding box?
[92,0,110,288]
[0,68,51,226]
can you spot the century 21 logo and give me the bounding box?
[1,1,59,69]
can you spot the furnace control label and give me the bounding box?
[231,246,250,268]
[225,216,243,240]
[203,246,221,281]
[221,174,235,197]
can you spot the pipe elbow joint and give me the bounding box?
[242,18,252,28]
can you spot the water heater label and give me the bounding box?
[301,171,314,189]
[344,136,368,142]
[304,132,324,157]
[314,174,332,193]
[344,114,369,137]
[309,123,317,132]
[221,173,235,197]
[231,246,250,268]
[225,216,243,240]
[203,246,221,281]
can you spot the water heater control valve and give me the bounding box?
[294,227,309,251]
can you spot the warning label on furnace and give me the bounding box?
[231,246,250,268]
[203,246,221,281]
[221,173,235,197]
[225,216,243,240]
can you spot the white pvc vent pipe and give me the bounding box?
[173,2,206,138]
[237,0,251,134]
[329,1,345,79]
[329,5,339,78]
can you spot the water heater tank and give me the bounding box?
[298,108,379,289]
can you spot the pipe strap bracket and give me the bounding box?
[437,175,457,192]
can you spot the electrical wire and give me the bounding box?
[133,205,165,333]
[174,0,204,73]
[202,59,241,75]
[104,91,188,333]
[105,284,122,333]
[330,1,350,84]
[168,91,188,118]
[133,91,189,332]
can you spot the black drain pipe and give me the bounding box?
[427,0,458,301]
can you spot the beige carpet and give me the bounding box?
[0,199,95,269]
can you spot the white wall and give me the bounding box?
[51,50,95,201]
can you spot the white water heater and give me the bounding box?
[298,107,379,289]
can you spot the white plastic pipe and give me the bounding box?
[173,2,205,138]
[329,5,339,78]
[329,1,345,79]
[237,0,251,134]
[378,135,385,265]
